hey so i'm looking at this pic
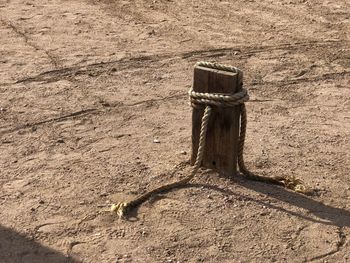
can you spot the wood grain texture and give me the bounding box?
[191,65,242,177]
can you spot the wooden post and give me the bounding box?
[191,65,242,177]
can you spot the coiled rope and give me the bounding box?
[111,61,312,218]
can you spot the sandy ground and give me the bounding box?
[1,0,350,262]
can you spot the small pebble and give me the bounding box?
[153,139,160,143]
[180,150,187,155]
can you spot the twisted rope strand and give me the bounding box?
[196,61,239,73]
[189,88,249,107]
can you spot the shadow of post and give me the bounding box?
[186,175,350,228]
[0,226,79,263]
[233,175,350,227]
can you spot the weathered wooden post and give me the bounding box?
[191,63,243,177]
[111,61,311,219]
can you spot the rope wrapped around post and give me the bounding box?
[111,61,312,219]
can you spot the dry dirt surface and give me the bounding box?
[1,0,350,262]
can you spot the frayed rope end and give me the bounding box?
[282,176,314,195]
[110,202,129,218]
